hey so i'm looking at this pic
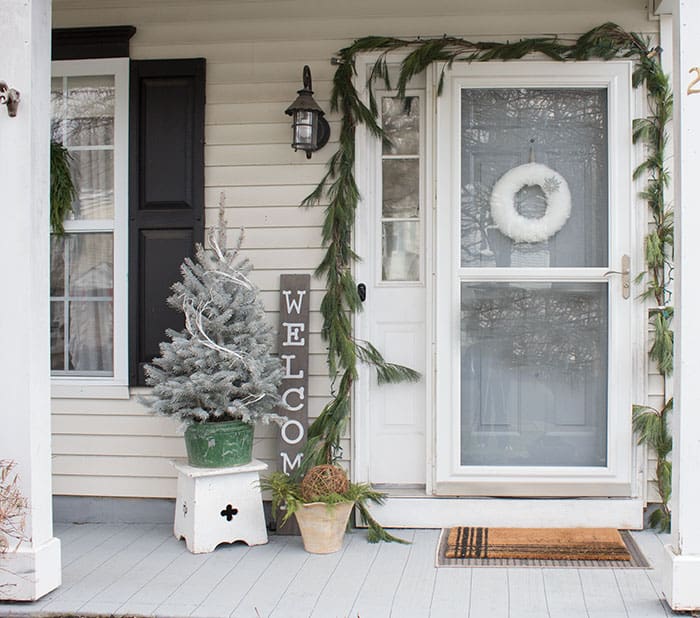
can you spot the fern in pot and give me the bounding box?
[262,465,406,553]
[143,221,285,467]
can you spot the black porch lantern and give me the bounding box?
[285,65,330,159]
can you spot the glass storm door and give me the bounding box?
[434,62,635,497]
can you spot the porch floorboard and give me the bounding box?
[0,526,683,617]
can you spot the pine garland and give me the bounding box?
[633,399,672,530]
[49,140,76,235]
[304,22,673,530]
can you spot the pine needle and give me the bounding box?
[356,341,422,385]
[49,140,76,235]
[355,500,410,544]
[632,399,672,531]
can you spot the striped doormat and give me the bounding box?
[436,527,649,568]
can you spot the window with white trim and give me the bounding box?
[50,58,129,385]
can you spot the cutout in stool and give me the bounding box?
[220,504,239,521]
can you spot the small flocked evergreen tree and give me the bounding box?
[144,214,285,426]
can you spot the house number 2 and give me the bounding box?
[688,67,700,95]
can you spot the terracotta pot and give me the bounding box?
[294,501,353,554]
[184,420,253,467]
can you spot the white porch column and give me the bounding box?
[0,0,61,601]
[663,0,700,611]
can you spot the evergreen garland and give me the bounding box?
[633,399,672,530]
[49,140,76,235]
[304,23,673,529]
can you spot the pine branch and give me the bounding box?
[354,498,410,544]
[649,504,671,533]
[356,341,422,385]
[632,398,672,531]
[649,310,674,376]
[49,140,77,235]
[304,373,353,467]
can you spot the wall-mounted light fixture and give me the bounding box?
[0,82,20,117]
[285,66,330,159]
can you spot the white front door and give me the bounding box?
[355,89,429,488]
[434,61,636,496]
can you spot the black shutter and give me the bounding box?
[129,58,205,385]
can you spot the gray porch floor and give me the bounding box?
[0,525,683,618]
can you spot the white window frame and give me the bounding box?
[50,57,129,397]
[433,60,642,497]
[375,89,425,287]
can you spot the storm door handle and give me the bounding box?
[603,254,631,299]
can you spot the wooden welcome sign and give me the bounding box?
[276,274,310,534]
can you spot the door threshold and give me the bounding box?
[363,495,644,529]
[372,484,426,496]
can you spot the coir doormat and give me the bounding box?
[437,527,649,568]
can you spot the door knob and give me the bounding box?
[357,283,366,302]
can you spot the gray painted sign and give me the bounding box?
[276,274,310,535]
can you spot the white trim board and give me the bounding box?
[365,496,644,529]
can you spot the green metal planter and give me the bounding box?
[184,420,254,467]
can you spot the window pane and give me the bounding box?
[68,149,114,220]
[51,77,64,142]
[460,282,608,467]
[382,96,419,155]
[68,233,113,297]
[50,301,65,371]
[460,88,608,268]
[50,236,65,296]
[51,233,114,375]
[68,301,113,372]
[382,159,419,217]
[382,221,420,281]
[65,75,115,146]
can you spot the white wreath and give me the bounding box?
[489,162,572,243]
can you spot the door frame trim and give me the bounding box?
[353,56,648,508]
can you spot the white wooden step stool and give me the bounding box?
[172,459,268,553]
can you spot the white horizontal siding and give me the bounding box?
[204,185,321,206]
[51,0,654,499]
[52,475,178,498]
[224,226,323,250]
[206,80,334,104]
[53,454,177,477]
[52,1,651,43]
[205,164,327,187]
[206,209,324,230]
[206,143,336,167]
